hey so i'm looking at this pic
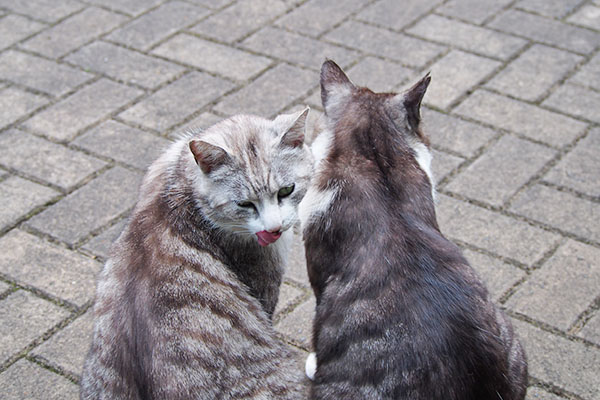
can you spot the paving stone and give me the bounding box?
[512,318,600,399]
[0,50,94,97]
[0,15,45,51]
[0,176,58,230]
[274,282,305,317]
[23,79,143,142]
[408,14,527,60]
[175,112,224,137]
[436,0,513,25]
[73,120,171,170]
[543,83,600,124]
[25,167,142,246]
[119,72,234,131]
[516,0,587,18]
[431,149,464,183]
[153,33,272,81]
[0,358,79,400]
[21,7,128,59]
[0,130,106,190]
[463,249,525,302]
[0,290,70,364]
[526,387,567,400]
[0,0,83,23]
[0,87,48,130]
[570,52,600,91]
[285,233,310,286]
[567,4,600,30]
[510,185,600,242]
[81,219,127,260]
[486,45,583,103]
[423,108,497,158]
[275,0,370,37]
[325,20,445,68]
[345,57,413,93]
[242,26,358,71]
[488,9,600,54]
[0,230,102,306]
[303,90,322,111]
[106,1,210,51]
[579,312,600,346]
[0,281,11,297]
[84,0,164,16]
[425,50,500,110]
[66,42,185,89]
[192,0,290,43]
[445,135,556,207]
[215,63,316,118]
[32,311,94,377]
[543,128,600,197]
[275,296,315,349]
[436,194,560,266]
[454,90,586,148]
[187,0,233,8]
[357,0,443,30]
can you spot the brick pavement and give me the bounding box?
[0,0,598,398]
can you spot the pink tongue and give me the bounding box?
[256,230,281,247]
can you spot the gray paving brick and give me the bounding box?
[0,130,106,190]
[488,9,600,54]
[73,120,170,170]
[454,90,586,148]
[346,57,413,93]
[570,52,600,91]
[275,296,315,349]
[423,108,497,158]
[81,219,127,260]
[153,33,272,81]
[0,50,94,97]
[25,167,142,247]
[106,1,210,51]
[175,112,224,137]
[543,83,600,124]
[510,185,600,243]
[0,0,83,23]
[274,282,305,317]
[445,135,556,207]
[431,149,464,183]
[0,176,58,230]
[436,194,560,266]
[275,0,370,37]
[357,0,443,30]
[192,0,289,43]
[526,387,567,400]
[214,63,316,118]
[0,290,70,364]
[486,45,583,102]
[242,26,358,71]
[284,234,310,286]
[516,0,587,18]
[507,239,600,330]
[66,42,185,89]
[325,20,445,68]
[512,318,600,399]
[187,0,233,8]
[119,72,234,131]
[567,4,600,30]
[407,14,527,60]
[426,50,500,110]
[0,281,11,297]
[21,7,128,59]
[543,128,600,197]
[579,312,600,346]
[0,358,79,400]
[23,79,143,142]
[436,0,513,25]
[0,15,45,51]
[32,310,94,377]
[0,87,48,130]
[84,0,164,16]
[463,249,525,302]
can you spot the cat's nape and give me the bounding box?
[80,109,313,399]
[300,60,527,400]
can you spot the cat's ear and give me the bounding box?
[395,73,431,132]
[189,140,231,174]
[320,60,355,115]
[275,107,310,148]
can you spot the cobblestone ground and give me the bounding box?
[0,0,599,398]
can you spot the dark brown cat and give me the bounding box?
[299,60,527,399]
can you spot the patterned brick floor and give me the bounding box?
[0,0,599,398]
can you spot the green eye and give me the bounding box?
[278,184,295,199]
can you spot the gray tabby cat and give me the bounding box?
[80,109,312,399]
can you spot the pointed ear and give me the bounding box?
[401,73,431,132]
[279,107,309,148]
[320,60,355,115]
[189,140,230,174]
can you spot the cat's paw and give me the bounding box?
[305,352,317,381]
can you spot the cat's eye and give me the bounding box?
[237,201,255,210]
[278,184,295,199]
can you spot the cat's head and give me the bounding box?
[188,109,313,246]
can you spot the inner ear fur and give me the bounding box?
[320,60,355,114]
[279,107,310,148]
[189,140,230,174]
[402,73,431,132]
